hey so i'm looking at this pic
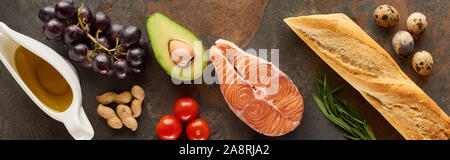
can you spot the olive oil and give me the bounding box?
[14,46,73,112]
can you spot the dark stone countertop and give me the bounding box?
[0,0,448,140]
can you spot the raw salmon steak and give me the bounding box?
[209,39,304,136]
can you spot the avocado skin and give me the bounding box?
[146,13,207,81]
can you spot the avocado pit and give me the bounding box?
[169,39,194,68]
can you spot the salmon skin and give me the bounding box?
[209,39,304,136]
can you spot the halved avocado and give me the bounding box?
[146,13,207,80]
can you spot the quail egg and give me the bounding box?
[407,12,428,39]
[412,50,433,76]
[392,31,414,58]
[374,5,400,27]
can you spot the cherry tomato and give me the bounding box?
[156,115,182,140]
[174,97,199,122]
[186,119,210,140]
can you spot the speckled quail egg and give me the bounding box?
[373,5,400,27]
[412,50,433,76]
[392,31,414,58]
[407,12,428,39]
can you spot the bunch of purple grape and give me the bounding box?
[38,0,148,79]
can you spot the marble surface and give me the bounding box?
[0,0,447,140]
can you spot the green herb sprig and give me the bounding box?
[312,73,376,140]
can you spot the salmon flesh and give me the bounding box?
[209,39,304,136]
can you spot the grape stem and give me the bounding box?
[96,29,101,38]
[77,3,121,60]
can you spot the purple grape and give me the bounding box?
[91,12,110,32]
[138,38,150,53]
[38,6,55,22]
[81,57,93,68]
[107,23,125,43]
[43,18,64,40]
[130,65,144,74]
[77,6,92,23]
[69,43,88,61]
[120,26,141,48]
[87,24,96,35]
[126,48,145,67]
[86,27,92,35]
[55,1,75,21]
[92,53,112,74]
[85,39,95,50]
[64,25,84,44]
[106,70,115,77]
[113,59,130,79]
[95,36,111,50]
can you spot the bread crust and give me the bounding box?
[285,13,449,140]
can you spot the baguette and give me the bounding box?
[284,13,449,140]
